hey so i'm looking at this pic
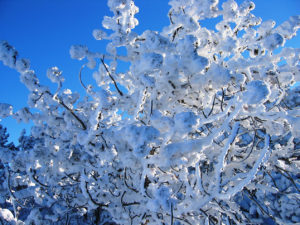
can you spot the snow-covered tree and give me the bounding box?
[0,0,299,224]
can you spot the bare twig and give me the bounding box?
[171,216,192,225]
[99,133,108,148]
[199,209,216,225]
[121,191,140,207]
[85,181,108,207]
[109,188,121,197]
[78,64,87,90]
[172,26,183,41]
[65,213,70,225]
[171,203,174,225]
[239,130,257,163]
[150,100,153,116]
[56,96,87,130]
[275,165,300,192]
[31,168,49,187]
[168,10,174,24]
[202,110,207,119]
[64,172,80,182]
[266,171,280,191]
[207,94,216,117]
[244,189,276,222]
[124,168,139,193]
[100,57,124,96]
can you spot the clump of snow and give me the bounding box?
[186,53,209,74]
[47,67,64,83]
[0,103,13,118]
[244,80,270,105]
[174,111,197,134]
[121,125,160,158]
[15,58,30,72]
[140,30,172,53]
[151,110,174,133]
[0,208,19,225]
[263,33,284,51]
[0,41,19,69]
[132,52,163,74]
[92,29,107,40]
[206,63,231,88]
[69,45,88,60]
[275,15,300,39]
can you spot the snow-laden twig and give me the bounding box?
[217,134,270,200]
[214,122,240,193]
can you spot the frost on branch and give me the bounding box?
[0,0,300,224]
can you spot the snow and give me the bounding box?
[0,208,16,224]
[0,0,300,224]
[263,33,284,50]
[0,103,13,118]
[244,80,270,105]
[132,52,164,74]
[69,45,88,60]
[93,29,107,41]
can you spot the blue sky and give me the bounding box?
[0,0,299,143]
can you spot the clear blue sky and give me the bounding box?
[0,0,299,143]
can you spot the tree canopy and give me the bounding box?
[0,0,299,224]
